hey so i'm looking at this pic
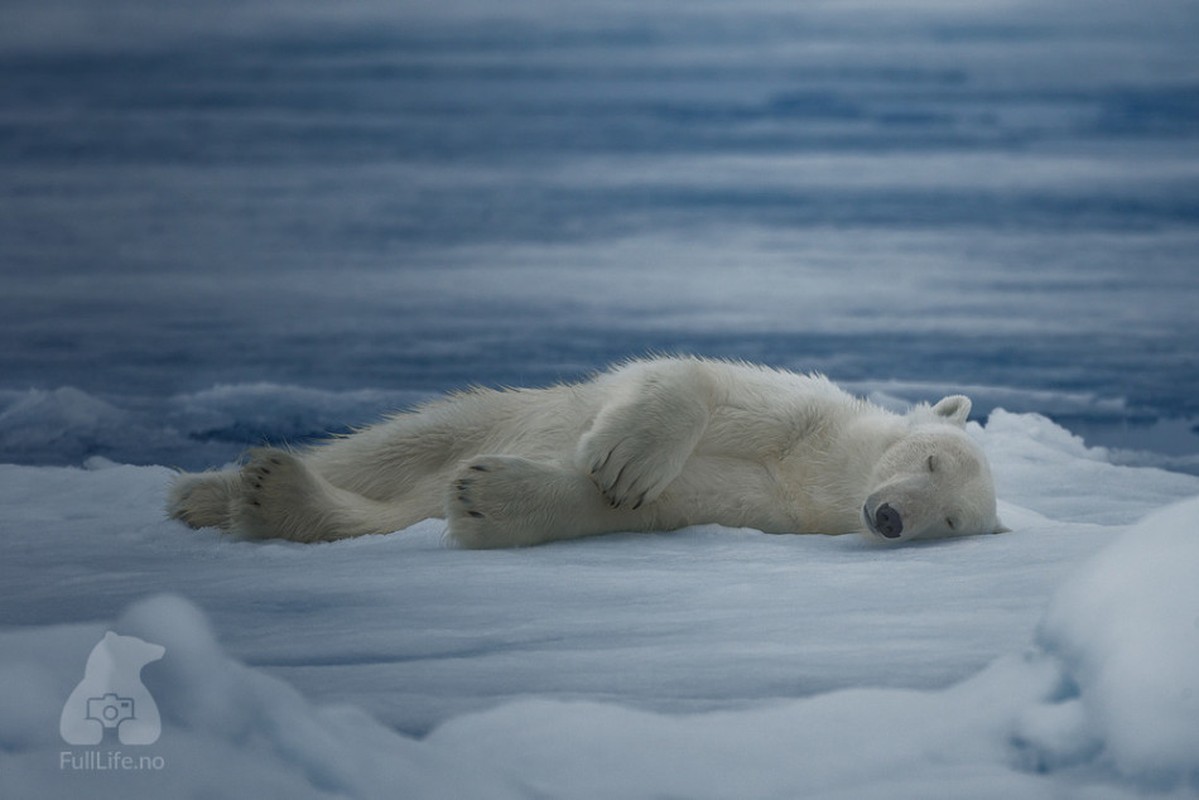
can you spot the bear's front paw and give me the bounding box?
[576,428,682,510]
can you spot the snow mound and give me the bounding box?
[428,656,1070,800]
[0,388,130,464]
[1028,497,1199,785]
[980,410,1199,524]
[0,594,527,800]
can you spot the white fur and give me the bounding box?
[167,357,1005,548]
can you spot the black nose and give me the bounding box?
[873,503,904,539]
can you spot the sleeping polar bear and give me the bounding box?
[168,357,1007,548]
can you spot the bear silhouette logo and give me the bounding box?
[60,631,165,746]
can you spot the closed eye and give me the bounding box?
[927,454,938,473]
[945,518,956,530]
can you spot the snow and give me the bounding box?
[1,411,1197,798]
[1035,499,1199,781]
[0,597,529,800]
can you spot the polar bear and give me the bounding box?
[168,357,1006,548]
[60,631,165,746]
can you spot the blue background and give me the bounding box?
[1,0,1196,470]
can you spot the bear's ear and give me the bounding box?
[931,395,971,427]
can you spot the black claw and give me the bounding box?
[610,464,628,492]
[250,500,260,507]
[253,482,262,490]
[270,458,281,465]
[261,468,271,475]
[458,494,468,503]
[468,510,484,518]
[469,464,488,472]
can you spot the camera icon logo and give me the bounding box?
[86,693,136,729]
[60,631,165,746]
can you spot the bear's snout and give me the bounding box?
[864,502,904,539]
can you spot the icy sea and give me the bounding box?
[1,1,1198,798]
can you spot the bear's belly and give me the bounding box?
[651,455,803,533]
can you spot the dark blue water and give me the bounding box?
[1,2,1197,471]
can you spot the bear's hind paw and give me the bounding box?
[446,455,569,549]
[233,449,333,542]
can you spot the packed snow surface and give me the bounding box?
[1,411,1197,798]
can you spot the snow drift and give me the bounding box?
[1032,499,1199,783]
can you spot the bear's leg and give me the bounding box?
[447,455,653,548]
[575,363,712,510]
[167,469,241,530]
[301,388,532,502]
[232,448,428,542]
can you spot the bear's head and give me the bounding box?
[861,395,1007,543]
